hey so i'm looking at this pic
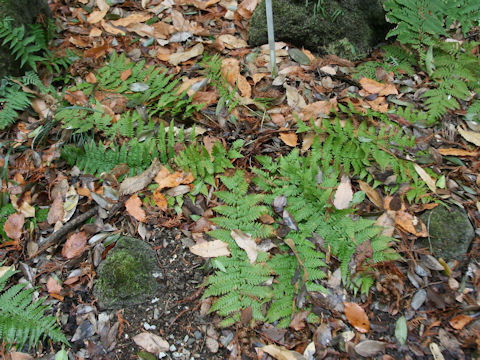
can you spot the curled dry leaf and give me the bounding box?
[231,229,258,263]
[62,231,87,259]
[395,211,428,237]
[125,194,147,223]
[438,148,478,157]
[133,332,169,355]
[153,189,168,211]
[344,302,370,333]
[154,166,194,190]
[333,176,353,210]
[190,240,231,258]
[3,212,25,241]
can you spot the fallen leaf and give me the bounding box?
[360,77,398,96]
[284,84,306,111]
[169,43,204,66]
[155,166,194,190]
[153,189,168,211]
[413,164,437,193]
[279,132,298,147]
[449,314,474,330]
[47,276,62,295]
[375,211,396,237]
[133,332,169,355]
[457,127,480,146]
[344,302,370,333]
[190,240,231,258]
[333,176,353,210]
[217,34,248,49]
[261,344,304,360]
[125,194,147,223]
[301,100,335,121]
[354,340,386,357]
[48,194,64,225]
[62,231,87,259]
[110,13,152,27]
[438,148,478,156]
[120,158,162,195]
[221,58,251,97]
[87,9,108,24]
[4,213,24,241]
[395,211,428,237]
[358,180,383,209]
[101,20,126,35]
[231,229,258,263]
[236,0,260,19]
[9,352,33,360]
[289,310,309,331]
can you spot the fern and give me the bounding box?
[0,265,68,350]
[203,171,274,326]
[0,81,32,130]
[299,103,431,202]
[466,99,480,123]
[175,139,244,194]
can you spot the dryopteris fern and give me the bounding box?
[203,171,275,327]
[61,138,161,176]
[0,17,46,71]
[0,80,32,130]
[175,139,244,194]
[0,264,68,350]
[299,103,432,202]
[383,0,480,121]
[252,148,398,297]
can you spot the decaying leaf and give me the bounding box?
[190,240,231,258]
[133,332,169,355]
[48,194,64,225]
[354,340,386,357]
[449,314,474,330]
[3,213,25,241]
[62,231,87,259]
[413,164,437,193]
[231,229,258,263]
[358,180,383,209]
[47,276,62,295]
[395,211,428,237]
[125,194,147,223]
[120,158,162,195]
[261,344,305,360]
[457,127,480,146]
[344,302,370,333]
[279,131,298,147]
[169,43,204,66]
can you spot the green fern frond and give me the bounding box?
[0,83,32,130]
[0,266,68,350]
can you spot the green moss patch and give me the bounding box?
[94,236,163,309]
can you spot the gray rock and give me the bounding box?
[248,0,390,60]
[419,205,475,263]
[94,236,164,309]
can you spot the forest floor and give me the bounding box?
[1,0,480,359]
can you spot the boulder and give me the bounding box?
[94,236,164,309]
[419,205,475,263]
[248,0,390,60]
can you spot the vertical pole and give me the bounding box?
[265,0,277,78]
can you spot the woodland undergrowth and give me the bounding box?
[0,0,479,350]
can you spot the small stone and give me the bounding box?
[194,330,202,340]
[206,337,219,353]
[170,344,177,352]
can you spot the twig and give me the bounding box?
[30,206,99,259]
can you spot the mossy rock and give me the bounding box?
[94,236,163,309]
[419,205,475,263]
[0,0,51,78]
[248,0,390,60]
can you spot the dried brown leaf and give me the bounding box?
[4,213,24,241]
[125,194,147,223]
[344,302,370,333]
[190,240,231,258]
[62,231,87,259]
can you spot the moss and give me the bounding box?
[419,205,475,262]
[94,237,162,309]
[248,0,390,60]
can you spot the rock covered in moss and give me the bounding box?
[419,205,475,263]
[94,236,163,309]
[248,0,390,60]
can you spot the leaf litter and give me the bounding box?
[0,0,479,359]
